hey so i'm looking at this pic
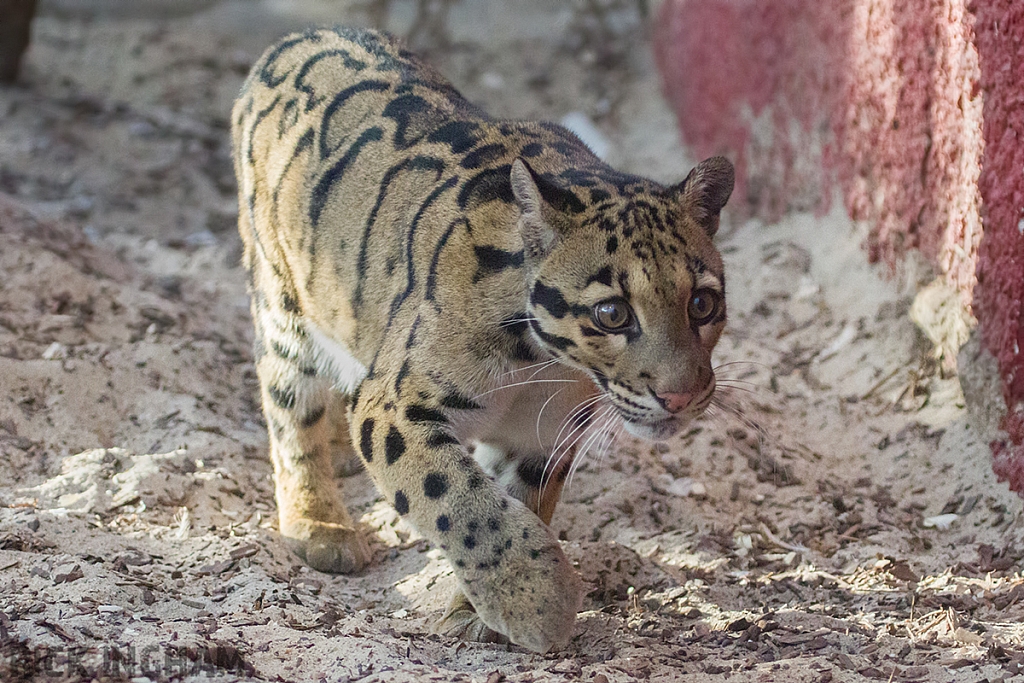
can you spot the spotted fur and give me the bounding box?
[232,26,733,653]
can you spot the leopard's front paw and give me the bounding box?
[281,518,371,574]
[433,591,509,645]
[461,523,584,654]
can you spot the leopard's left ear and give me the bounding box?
[670,156,734,238]
[511,158,558,259]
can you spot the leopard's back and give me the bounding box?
[232,26,614,365]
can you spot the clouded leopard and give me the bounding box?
[233,26,733,653]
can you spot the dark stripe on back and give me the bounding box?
[246,95,283,164]
[319,80,390,159]
[425,217,465,302]
[295,49,368,112]
[310,126,383,225]
[259,33,320,88]
[354,155,446,306]
[390,176,460,319]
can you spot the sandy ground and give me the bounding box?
[1,2,1023,681]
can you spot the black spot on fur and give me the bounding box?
[463,535,477,550]
[359,418,375,462]
[440,392,483,411]
[467,521,479,533]
[270,339,294,361]
[532,173,586,214]
[426,121,480,154]
[457,165,514,210]
[424,472,449,499]
[460,143,507,169]
[278,99,299,138]
[516,459,546,488]
[436,515,451,532]
[385,425,406,465]
[282,292,301,313]
[405,315,421,349]
[406,404,448,424]
[268,385,296,411]
[529,318,575,351]
[394,490,409,515]
[585,266,614,288]
[520,142,543,157]
[531,281,570,318]
[301,405,326,428]
[473,246,524,282]
[383,93,438,149]
[488,518,500,532]
[427,429,459,448]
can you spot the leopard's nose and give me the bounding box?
[657,391,693,414]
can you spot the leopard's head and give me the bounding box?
[513,156,734,441]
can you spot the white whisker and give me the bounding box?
[565,405,616,491]
[540,397,609,499]
[471,377,578,401]
[497,316,538,328]
[535,387,565,451]
[547,394,605,466]
[502,357,558,377]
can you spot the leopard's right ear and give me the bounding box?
[670,156,734,238]
[511,158,558,259]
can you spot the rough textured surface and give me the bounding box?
[654,0,1023,494]
[973,2,1024,493]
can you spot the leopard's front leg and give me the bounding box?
[351,362,584,654]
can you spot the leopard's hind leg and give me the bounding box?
[251,289,371,574]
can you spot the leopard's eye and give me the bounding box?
[593,298,633,332]
[688,288,721,325]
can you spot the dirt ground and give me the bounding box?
[1,2,1022,681]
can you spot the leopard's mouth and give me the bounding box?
[620,414,683,441]
[613,390,714,442]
